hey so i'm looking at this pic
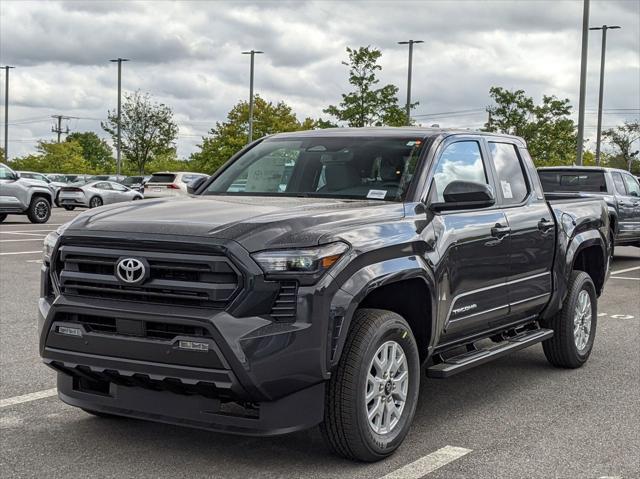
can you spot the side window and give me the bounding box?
[611,172,627,196]
[623,174,640,197]
[111,183,127,192]
[488,142,529,205]
[432,141,487,202]
[95,182,111,190]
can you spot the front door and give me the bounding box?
[620,173,640,242]
[427,138,512,341]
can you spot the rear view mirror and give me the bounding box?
[187,176,207,194]
[431,180,495,212]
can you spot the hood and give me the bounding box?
[17,178,53,190]
[66,195,405,252]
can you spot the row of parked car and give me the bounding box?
[0,162,209,223]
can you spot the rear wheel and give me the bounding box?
[63,205,76,211]
[27,197,51,223]
[543,271,597,368]
[89,196,103,208]
[320,309,420,462]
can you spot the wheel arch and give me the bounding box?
[566,230,607,296]
[328,256,437,368]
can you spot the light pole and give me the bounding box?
[241,50,263,143]
[576,0,590,165]
[590,25,621,166]
[109,58,129,177]
[2,66,15,161]
[398,40,423,125]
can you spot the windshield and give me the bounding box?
[539,170,607,193]
[202,136,425,201]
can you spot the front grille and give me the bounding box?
[270,281,298,321]
[61,313,214,341]
[55,244,241,308]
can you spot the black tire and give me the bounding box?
[63,205,76,211]
[320,308,420,462]
[81,408,119,419]
[26,196,51,224]
[543,271,597,368]
[0,213,6,223]
[609,229,615,258]
[89,196,103,208]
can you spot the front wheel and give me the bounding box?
[321,309,420,462]
[89,196,103,208]
[27,197,51,223]
[543,271,597,368]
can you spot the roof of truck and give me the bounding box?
[269,127,524,142]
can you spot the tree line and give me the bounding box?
[5,46,639,175]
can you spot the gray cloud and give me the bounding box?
[0,0,638,162]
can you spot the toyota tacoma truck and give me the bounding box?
[39,128,610,462]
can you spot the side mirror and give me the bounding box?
[187,176,207,194]
[431,180,495,212]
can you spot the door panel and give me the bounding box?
[434,210,511,339]
[620,174,640,241]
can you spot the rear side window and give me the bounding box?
[538,171,607,193]
[432,141,487,202]
[149,174,176,183]
[611,172,627,195]
[488,142,529,205]
[623,174,640,197]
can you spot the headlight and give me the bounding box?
[252,242,349,274]
[43,222,71,263]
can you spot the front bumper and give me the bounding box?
[38,250,332,435]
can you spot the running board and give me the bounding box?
[426,328,553,378]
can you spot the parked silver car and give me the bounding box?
[17,171,67,203]
[57,180,143,210]
[0,163,55,223]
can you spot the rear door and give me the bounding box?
[486,142,554,320]
[427,137,512,341]
[620,173,640,242]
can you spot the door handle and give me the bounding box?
[538,219,555,232]
[491,225,511,238]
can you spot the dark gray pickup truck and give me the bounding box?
[538,166,640,253]
[39,128,610,461]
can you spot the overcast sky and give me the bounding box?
[1,0,639,161]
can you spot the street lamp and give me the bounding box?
[589,25,621,166]
[398,40,423,125]
[2,66,15,161]
[109,58,130,177]
[241,50,263,144]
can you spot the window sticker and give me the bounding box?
[500,180,513,199]
[367,189,387,199]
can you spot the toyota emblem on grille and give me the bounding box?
[115,258,147,285]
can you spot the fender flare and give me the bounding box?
[327,255,437,368]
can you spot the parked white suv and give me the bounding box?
[144,172,208,199]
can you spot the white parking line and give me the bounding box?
[611,265,640,275]
[0,224,64,229]
[610,276,640,281]
[0,231,51,236]
[0,388,57,409]
[0,238,45,242]
[380,446,472,479]
[0,250,42,256]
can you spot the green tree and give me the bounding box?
[66,132,114,173]
[9,140,90,173]
[190,96,316,173]
[0,146,5,162]
[484,87,577,166]
[102,91,178,174]
[603,121,640,173]
[323,46,409,127]
[143,150,190,174]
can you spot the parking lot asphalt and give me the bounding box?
[1,209,639,479]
